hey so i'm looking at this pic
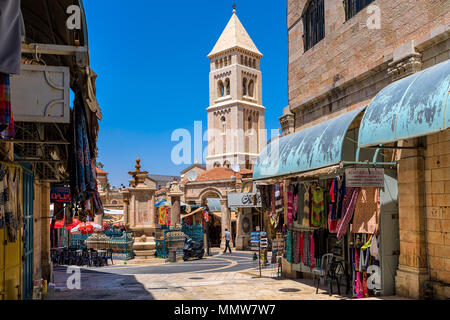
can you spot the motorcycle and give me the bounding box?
[183,237,205,261]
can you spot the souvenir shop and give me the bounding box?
[253,107,400,298]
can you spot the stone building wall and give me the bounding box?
[285,0,450,299]
[424,129,450,299]
[286,0,450,129]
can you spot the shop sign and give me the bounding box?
[345,168,385,188]
[228,192,261,208]
[50,187,71,203]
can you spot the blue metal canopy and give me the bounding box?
[206,198,221,212]
[358,59,450,148]
[253,107,366,180]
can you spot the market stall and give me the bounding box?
[253,107,400,298]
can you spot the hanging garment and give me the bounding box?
[328,206,341,233]
[330,177,338,220]
[286,230,293,263]
[310,232,315,269]
[299,232,304,263]
[361,235,373,250]
[0,0,21,75]
[7,167,21,241]
[0,165,16,241]
[287,184,294,227]
[336,177,346,219]
[297,183,305,223]
[0,73,15,138]
[293,184,299,220]
[337,187,361,239]
[311,187,325,227]
[352,188,381,234]
[258,185,271,210]
[370,234,379,260]
[70,95,97,203]
[302,184,311,226]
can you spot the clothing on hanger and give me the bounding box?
[0,73,15,138]
[337,187,361,239]
[352,188,381,234]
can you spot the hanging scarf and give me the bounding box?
[0,73,15,138]
[337,187,361,239]
[310,232,315,269]
[287,184,294,228]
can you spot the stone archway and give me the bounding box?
[199,189,223,248]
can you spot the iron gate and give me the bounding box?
[21,164,34,300]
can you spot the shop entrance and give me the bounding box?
[208,214,221,247]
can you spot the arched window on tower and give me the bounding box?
[223,161,231,169]
[225,78,230,96]
[253,59,256,68]
[244,56,248,66]
[221,116,226,134]
[248,80,254,97]
[218,80,224,97]
[242,78,247,96]
[214,162,221,168]
[248,117,253,131]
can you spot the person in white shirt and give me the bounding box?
[223,229,232,254]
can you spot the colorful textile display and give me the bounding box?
[70,95,97,204]
[287,184,294,228]
[0,0,21,75]
[293,184,299,220]
[302,184,311,226]
[311,187,325,227]
[352,188,380,234]
[286,230,293,263]
[0,73,15,138]
[337,187,361,239]
[158,207,168,225]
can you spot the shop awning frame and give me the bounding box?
[358,59,450,148]
[253,107,366,180]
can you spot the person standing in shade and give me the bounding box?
[223,229,232,254]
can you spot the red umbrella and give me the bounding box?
[53,220,65,229]
[77,223,94,235]
[65,218,81,230]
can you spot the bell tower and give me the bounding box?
[206,6,266,171]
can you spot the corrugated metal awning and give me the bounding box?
[358,59,450,148]
[253,107,366,180]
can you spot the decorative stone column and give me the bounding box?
[126,159,157,261]
[220,198,231,249]
[168,178,184,226]
[122,189,130,228]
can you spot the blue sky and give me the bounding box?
[83,0,288,187]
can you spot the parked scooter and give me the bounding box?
[183,237,205,261]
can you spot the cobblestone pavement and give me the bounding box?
[45,249,406,300]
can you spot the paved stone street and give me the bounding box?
[45,250,407,300]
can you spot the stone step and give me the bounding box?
[133,242,156,250]
[134,249,156,256]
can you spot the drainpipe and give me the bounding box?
[420,141,433,299]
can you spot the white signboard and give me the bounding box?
[345,168,385,188]
[228,192,261,208]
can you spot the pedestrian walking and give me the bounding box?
[223,229,232,254]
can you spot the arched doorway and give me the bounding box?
[200,191,222,248]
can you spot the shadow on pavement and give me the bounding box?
[46,265,155,300]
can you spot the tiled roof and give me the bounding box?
[194,167,252,182]
[96,168,108,174]
[156,188,166,195]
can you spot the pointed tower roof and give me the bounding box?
[208,9,262,58]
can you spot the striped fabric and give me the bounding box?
[0,73,14,138]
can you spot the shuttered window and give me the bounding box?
[302,0,325,52]
[343,0,375,21]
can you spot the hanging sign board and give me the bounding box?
[228,192,261,208]
[50,187,71,203]
[345,168,385,188]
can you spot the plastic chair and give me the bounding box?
[106,249,114,265]
[313,253,334,294]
